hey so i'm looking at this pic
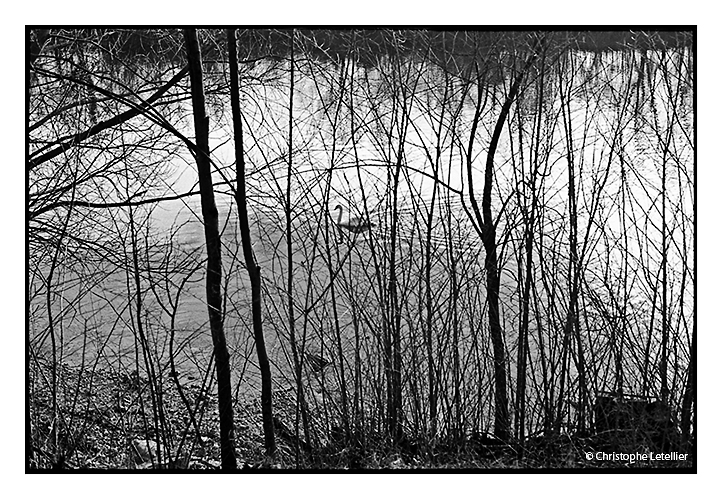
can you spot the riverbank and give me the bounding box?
[28,362,693,470]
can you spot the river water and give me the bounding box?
[30,45,694,411]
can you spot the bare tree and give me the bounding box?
[464,34,541,441]
[226,28,276,458]
[183,29,237,469]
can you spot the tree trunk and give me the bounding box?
[467,46,538,441]
[226,29,276,457]
[557,53,587,433]
[183,29,237,470]
[680,321,695,451]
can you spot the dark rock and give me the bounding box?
[594,394,681,451]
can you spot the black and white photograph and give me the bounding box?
[26,26,696,475]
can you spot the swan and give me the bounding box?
[333,204,374,233]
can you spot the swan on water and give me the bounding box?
[333,204,374,233]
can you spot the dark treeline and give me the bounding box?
[31,28,693,69]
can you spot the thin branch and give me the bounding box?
[29,65,189,169]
